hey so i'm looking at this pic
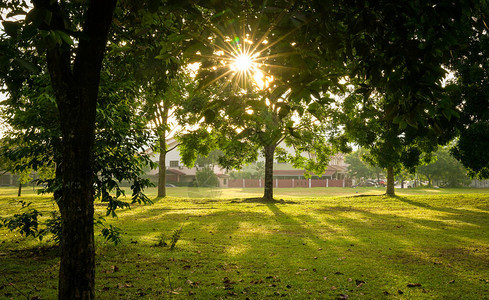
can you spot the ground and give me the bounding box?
[1,186,489,299]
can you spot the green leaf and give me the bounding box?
[183,42,213,59]
[204,109,216,123]
[56,30,74,46]
[2,21,22,38]
[270,85,289,101]
[14,57,37,73]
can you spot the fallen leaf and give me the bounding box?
[331,286,337,290]
[186,280,199,287]
[347,278,352,282]
[355,279,366,287]
[407,283,422,288]
[448,280,455,284]
[398,290,404,294]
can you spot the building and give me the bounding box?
[146,138,349,188]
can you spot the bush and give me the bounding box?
[195,167,219,187]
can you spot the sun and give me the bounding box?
[226,46,272,89]
[232,54,254,72]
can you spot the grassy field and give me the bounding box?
[1,186,489,299]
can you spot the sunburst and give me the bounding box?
[195,8,299,93]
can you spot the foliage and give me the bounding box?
[0,200,40,238]
[447,3,489,178]
[178,1,347,200]
[315,1,476,194]
[100,224,122,246]
[169,227,182,250]
[152,227,182,250]
[418,148,470,187]
[154,233,168,247]
[344,150,376,180]
[195,166,219,187]
[0,200,61,243]
[195,149,224,168]
[230,162,265,179]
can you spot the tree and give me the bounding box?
[122,4,205,197]
[180,85,337,201]
[179,1,345,201]
[0,1,163,298]
[418,148,470,187]
[307,0,474,196]
[448,2,489,178]
[345,149,377,182]
[1,1,116,297]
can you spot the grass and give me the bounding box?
[1,186,489,299]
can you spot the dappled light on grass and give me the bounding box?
[2,189,489,298]
[237,221,275,236]
[225,244,251,257]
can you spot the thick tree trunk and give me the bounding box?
[157,135,167,197]
[263,145,276,201]
[386,166,395,196]
[34,0,116,298]
[57,142,95,299]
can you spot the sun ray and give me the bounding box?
[195,4,306,93]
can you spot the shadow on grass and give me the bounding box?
[3,193,489,299]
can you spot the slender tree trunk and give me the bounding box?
[263,145,276,201]
[157,134,167,197]
[17,183,22,197]
[157,107,169,197]
[386,166,395,196]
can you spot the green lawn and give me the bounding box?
[1,187,489,299]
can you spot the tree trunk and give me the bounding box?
[17,183,22,197]
[157,107,169,197]
[34,0,116,298]
[57,147,96,300]
[386,166,395,196]
[263,145,276,201]
[157,134,167,197]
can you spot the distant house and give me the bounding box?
[146,138,349,188]
[146,138,229,187]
